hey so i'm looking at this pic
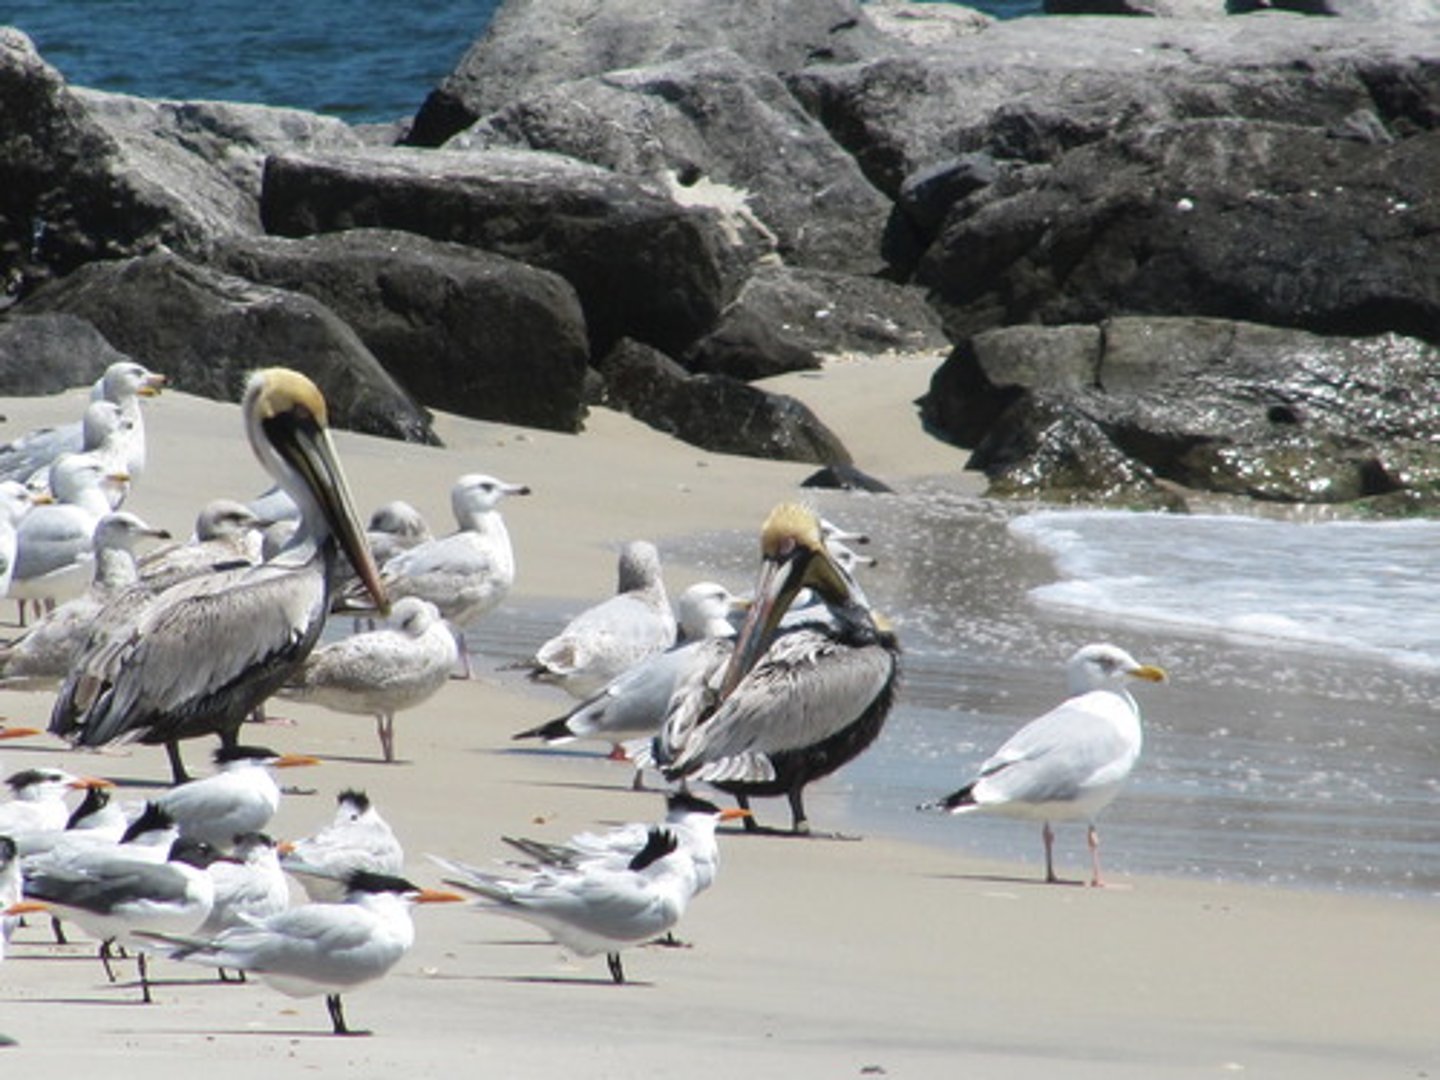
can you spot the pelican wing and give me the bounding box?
[666,630,895,780]
[53,560,327,747]
[971,692,1140,806]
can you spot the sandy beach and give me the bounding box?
[0,354,1435,1078]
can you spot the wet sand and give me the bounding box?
[0,356,1435,1077]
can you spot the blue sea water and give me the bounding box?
[6,0,1041,123]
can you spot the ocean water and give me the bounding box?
[475,484,1440,901]
[7,0,1041,123]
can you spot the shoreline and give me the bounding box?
[0,357,1435,1076]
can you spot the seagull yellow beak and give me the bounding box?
[1129,664,1168,684]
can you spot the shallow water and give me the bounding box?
[475,483,1440,901]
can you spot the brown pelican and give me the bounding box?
[657,503,899,836]
[920,643,1166,886]
[48,368,388,783]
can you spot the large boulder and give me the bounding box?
[917,119,1440,343]
[923,316,1440,509]
[404,0,894,147]
[0,312,133,393]
[0,29,362,298]
[787,17,1440,199]
[261,147,740,358]
[450,49,893,275]
[210,230,590,432]
[692,263,948,363]
[15,250,437,443]
[598,338,851,465]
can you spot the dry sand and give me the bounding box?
[0,355,1435,1078]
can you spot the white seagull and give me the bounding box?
[279,789,405,903]
[277,596,457,763]
[433,826,703,984]
[135,499,268,593]
[921,642,1167,887]
[0,361,164,489]
[374,474,529,674]
[9,452,130,612]
[156,745,319,850]
[524,540,677,700]
[0,512,172,691]
[48,367,388,783]
[514,582,746,786]
[137,869,462,1035]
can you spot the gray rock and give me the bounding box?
[16,250,437,443]
[210,230,590,432]
[598,338,851,464]
[1045,0,1227,14]
[450,49,892,275]
[261,147,739,358]
[0,313,132,393]
[788,17,1440,198]
[923,316,1440,508]
[405,0,893,146]
[918,118,1440,343]
[863,0,991,46]
[0,29,362,298]
[714,263,949,358]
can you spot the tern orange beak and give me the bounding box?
[273,754,321,769]
[0,726,41,740]
[68,776,114,790]
[276,840,297,856]
[412,889,465,905]
[719,808,753,822]
[4,901,50,917]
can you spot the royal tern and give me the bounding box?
[0,768,111,835]
[0,837,17,962]
[921,643,1166,886]
[49,368,387,782]
[278,596,457,762]
[502,791,748,897]
[435,826,703,984]
[156,745,319,850]
[12,835,225,1001]
[371,474,529,676]
[138,869,462,1034]
[657,504,899,835]
[0,512,172,691]
[279,789,405,902]
[524,540,677,699]
[198,832,290,980]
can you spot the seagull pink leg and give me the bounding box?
[1042,822,1059,884]
[1087,824,1104,887]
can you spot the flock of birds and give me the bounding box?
[0,364,1167,1039]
